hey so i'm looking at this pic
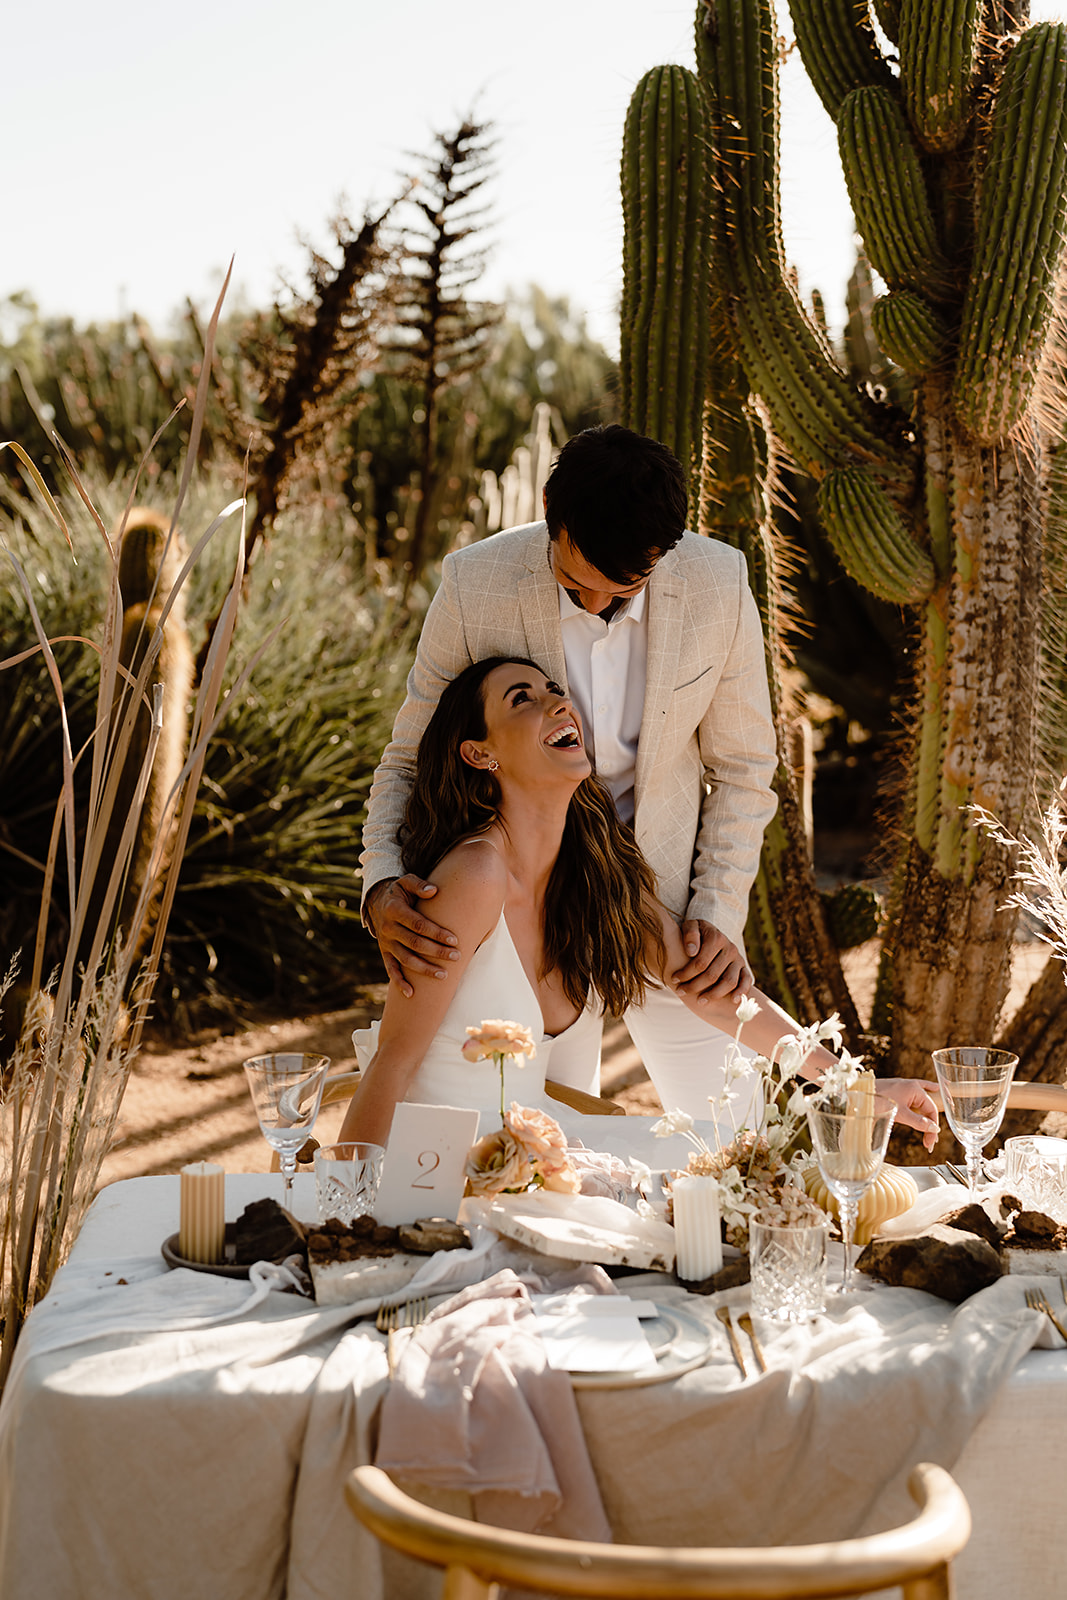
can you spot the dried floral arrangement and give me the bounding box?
[649,998,867,1246]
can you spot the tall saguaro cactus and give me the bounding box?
[623,0,1067,1098]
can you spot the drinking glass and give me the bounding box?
[314,1141,385,1224]
[243,1053,330,1198]
[806,1095,896,1293]
[749,1212,828,1322]
[932,1047,1018,1195]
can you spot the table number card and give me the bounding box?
[374,1102,481,1225]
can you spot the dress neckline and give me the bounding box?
[492,914,582,1042]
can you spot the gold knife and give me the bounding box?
[737,1312,767,1373]
[715,1305,748,1377]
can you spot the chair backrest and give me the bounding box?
[320,1070,624,1117]
[346,1461,970,1600]
[928,1080,1067,1115]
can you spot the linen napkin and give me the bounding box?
[374,1267,613,1542]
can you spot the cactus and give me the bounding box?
[620,64,710,493]
[821,882,882,951]
[619,2,1067,1096]
[870,292,949,377]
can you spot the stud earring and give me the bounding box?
[487,759,499,772]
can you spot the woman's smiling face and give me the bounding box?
[464,662,591,786]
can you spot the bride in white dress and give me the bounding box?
[340,658,940,1146]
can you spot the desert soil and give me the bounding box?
[96,939,1052,1190]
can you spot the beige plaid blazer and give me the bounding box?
[360,522,777,947]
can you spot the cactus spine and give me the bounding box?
[619,0,1067,1095]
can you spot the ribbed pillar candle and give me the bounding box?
[179,1162,225,1263]
[672,1173,723,1282]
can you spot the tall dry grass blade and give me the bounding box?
[1,439,73,551]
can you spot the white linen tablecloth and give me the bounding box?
[0,1174,1065,1599]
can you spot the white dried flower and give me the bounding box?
[652,1109,695,1138]
[735,994,761,1023]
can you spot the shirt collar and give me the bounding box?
[557,581,648,626]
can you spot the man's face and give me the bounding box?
[549,529,656,617]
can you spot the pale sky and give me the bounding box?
[3,2,1063,354]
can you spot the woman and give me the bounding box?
[341,658,939,1149]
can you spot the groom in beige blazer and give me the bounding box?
[360,425,778,1114]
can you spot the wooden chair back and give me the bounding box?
[928,1079,1067,1115]
[346,1460,970,1600]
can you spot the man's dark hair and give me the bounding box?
[542,424,687,584]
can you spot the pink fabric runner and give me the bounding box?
[375,1268,612,1541]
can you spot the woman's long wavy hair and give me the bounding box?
[400,657,665,1016]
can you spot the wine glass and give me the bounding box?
[931,1046,1018,1195]
[806,1094,896,1294]
[243,1053,330,1198]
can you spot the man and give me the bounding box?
[360,424,778,1115]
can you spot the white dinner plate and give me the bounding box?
[569,1300,710,1389]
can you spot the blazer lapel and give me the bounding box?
[516,526,569,687]
[635,554,685,809]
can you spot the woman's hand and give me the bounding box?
[880,1078,940,1151]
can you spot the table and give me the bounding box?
[1,1161,1065,1600]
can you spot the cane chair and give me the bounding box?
[346,1461,970,1600]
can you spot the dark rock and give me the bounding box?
[1002,1208,1067,1250]
[682,1257,751,1295]
[398,1217,471,1254]
[940,1203,1006,1249]
[857,1224,1002,1302]
[232,1198,308,1265]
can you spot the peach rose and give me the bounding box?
[540,1160,582,1194]
[462,1019,537,1063]
[465,1129,535,1196]
[504,1103,569,1170]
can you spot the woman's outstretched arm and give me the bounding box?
[647,901,940,1149]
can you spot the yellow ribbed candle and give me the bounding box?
[179,1162,226,1263]
[804,1164,918,1246]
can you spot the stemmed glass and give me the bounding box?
[243,1052,330,1198]
[931,1046,1018,1195]
[806,1094,896,1294]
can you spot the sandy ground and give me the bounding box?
[97,939,1053,1189]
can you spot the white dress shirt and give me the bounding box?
[557,583,648,825]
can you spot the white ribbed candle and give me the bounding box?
[179,1162,226,1263]
[672,1173,723,1282]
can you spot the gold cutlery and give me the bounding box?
[376,1296,430,1377]
[715,1305,748,1377]
[737,1312,767,1373]
[1025,1288,1067,1343]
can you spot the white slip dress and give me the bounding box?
[352,914,602,1121]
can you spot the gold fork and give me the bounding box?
[737,1312,768,1374]
[715,1305,748,1377]
[376,1296,431,1377]
[1024,1288,1067,1343]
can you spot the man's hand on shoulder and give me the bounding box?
[671,920,753,1003]
[365,875,460,997]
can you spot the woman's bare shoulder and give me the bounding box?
[431,836,507,927]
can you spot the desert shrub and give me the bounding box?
[0,466,413,1027]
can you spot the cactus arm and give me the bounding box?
[898,0,983,153]
[619,64,709,490]
[953,23,1067,444]
[837,87,954,298]
[816,467,936,604]
[787,0,896,119]
[871,291,950,377]
[698,0,914,485]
